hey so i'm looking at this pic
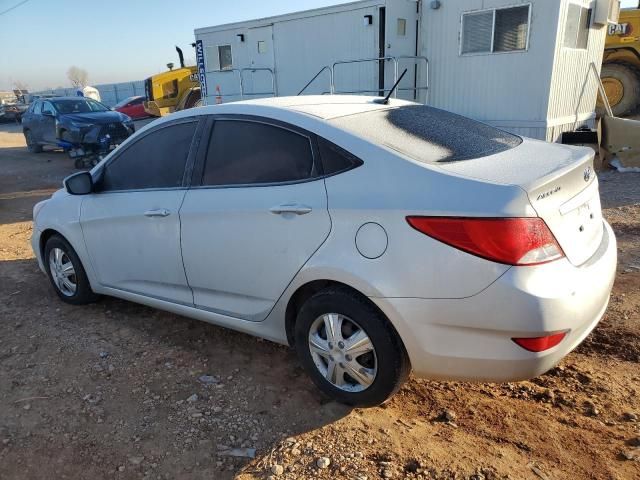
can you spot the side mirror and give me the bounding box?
[64,171,93,195]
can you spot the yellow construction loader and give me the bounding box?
[598,3,640,116]
[144,46,202,117]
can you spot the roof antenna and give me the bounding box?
[374,68,408,104]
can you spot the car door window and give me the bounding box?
[41,101,55,115]
[317,137,363,176]
[201,120,315,186]
[33,102,42,114]
[99,120,197,192]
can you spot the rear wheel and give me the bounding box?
[597,62,640,117]
[294,287,410,407]
[44,234,99,305]
[24,129,43,153]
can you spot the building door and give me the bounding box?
[246,25,275,97]
[384,1,421,101]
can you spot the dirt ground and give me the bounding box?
[1,121,639,480]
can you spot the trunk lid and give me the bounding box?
[436,138,603,266]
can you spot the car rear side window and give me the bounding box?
[201,120,314,186]
[99,121,197,192]
[33,102,42,114]
[317,137,363,175]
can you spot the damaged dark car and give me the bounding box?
[22,97,135,168]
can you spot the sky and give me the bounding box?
[0,0,347,91]
[1,0,639,92]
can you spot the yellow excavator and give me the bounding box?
[144,46,202,117]
[598,3,640,116]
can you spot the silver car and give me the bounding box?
[31,96,617,407]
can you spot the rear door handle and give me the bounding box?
[144,208,171,217]
[269,204,312,215]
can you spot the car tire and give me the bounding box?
[294,287,410,407]
[44,234,99,305]
[597,62,640,117]
[24,130,43,153]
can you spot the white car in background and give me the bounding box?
[31,96,617,407]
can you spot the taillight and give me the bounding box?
[512,332,567,352]
[406,216,564,266]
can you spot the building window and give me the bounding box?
[161,79,179,99]
[257,40,267,53]
[397,18,407,36]
[563,3,591,49]
[218,45,233,70]
[461,5,530,55]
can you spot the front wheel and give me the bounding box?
[24,130,43,153]
[294,287,410,407]
[44,234,99,305]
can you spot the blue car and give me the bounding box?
[22,96,135,167]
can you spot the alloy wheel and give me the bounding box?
[308,313,377,392]
[48,247,77,297]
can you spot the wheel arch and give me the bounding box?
[39,228,67,259]
[284,279,407,357]
[603,47,640,66]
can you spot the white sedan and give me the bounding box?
[31,96,617,407]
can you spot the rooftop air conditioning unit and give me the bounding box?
[593,0,621,26]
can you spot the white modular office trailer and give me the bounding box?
[195,0,617,141]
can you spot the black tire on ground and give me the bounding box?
[598,62,640,117]
[294,286,411,407]
[44,234,99,305]
[24,129,43,153]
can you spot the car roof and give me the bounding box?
[233,95,416,119]
[163,95,416,123]
[47,96,98,102]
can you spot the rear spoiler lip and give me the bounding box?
[520,145,594,193]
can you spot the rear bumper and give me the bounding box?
[371,220,617,382]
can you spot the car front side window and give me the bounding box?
[98,120,198,192]
[42,101,55,115]
[201,119,315,186]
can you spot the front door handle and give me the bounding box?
[144,208,171,217]
[269,204,312,215]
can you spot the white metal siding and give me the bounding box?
[546,0,607,136]
[273,5,381,97]
[420,0,560,129]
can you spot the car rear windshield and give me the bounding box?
[330,105,522,163]
[53,99,110,114]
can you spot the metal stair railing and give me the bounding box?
[240,67,277,98]
[297,55,429,103]
[205,67,277,100]
[395,55,430,103]
[332,56,398,96]
[298,66,334,96]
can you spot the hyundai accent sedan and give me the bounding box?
[31,96,617,407]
